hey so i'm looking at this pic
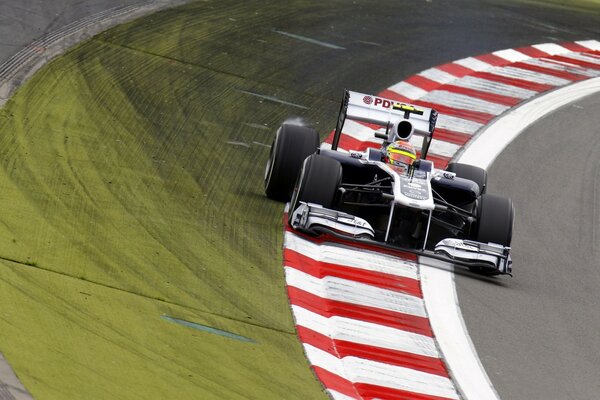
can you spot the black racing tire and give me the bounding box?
[290,154,342,215]
[446,162,488,195]
[474,193,514,246]
[264,124,320,201]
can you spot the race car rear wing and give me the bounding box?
[331,90,438,158]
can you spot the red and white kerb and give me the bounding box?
[286,40,600,400]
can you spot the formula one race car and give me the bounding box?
[264,90,514,275]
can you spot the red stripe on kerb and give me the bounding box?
[378,89,412,102]
[436,62,474,77]
[405,75,442,91]
[474,53,511,66]
[514,46,549,58]
[288,287,433,336]
[284,248,422,297]
[297,326,449,377]
[285,229,418,261]
[312,367,360,399]
[550,55,600,70]
[313,367,457,400]
[420,152,450,170]
[559,42,594,52]
[355,382,458,400]
[432,128,472,146]
[511,61,586,81]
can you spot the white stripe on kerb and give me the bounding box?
[559,52,600,66]
[327,390,356,400]
[492,48,530,62]
[292,305,439,357]
[436,114,483,135]
[387,81,429,100]
[418,68,457,84]
[409,136,461,158]
[526,58,600,78]
[285,268,427,317]
[532,43,571,55]
[422,90,509,115]
[284,232,419,280]
[454,57,493,72]
[458,77,600,168]
[452,75,537,99]
[303,344,460,400]
[576,39,600,51]
[489,65,571,85]
[428,139,461,158]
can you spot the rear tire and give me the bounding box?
[474,193,514,246]
[446,162,487,196]
[264,124,319,201]
[290,154,342,216]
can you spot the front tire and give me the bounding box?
[289,154,342,218]
[474,193,514,246]
[446,162,488,196]
[264,124,319,202]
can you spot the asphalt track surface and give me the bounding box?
[1,0,600,399]
[0,0,143,63]
[456,91,600,399]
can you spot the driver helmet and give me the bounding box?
[385,140,416,173]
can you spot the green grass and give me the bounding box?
[0,1,345,398]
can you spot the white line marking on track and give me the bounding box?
[236,89,309,109]
[421,75,600,400]
[273,29,346,50]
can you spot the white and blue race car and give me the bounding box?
[265,90,514,275]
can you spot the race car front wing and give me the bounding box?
[290,202,512,275]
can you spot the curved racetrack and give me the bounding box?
[456,91,600,400]
[0,1,599,399]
